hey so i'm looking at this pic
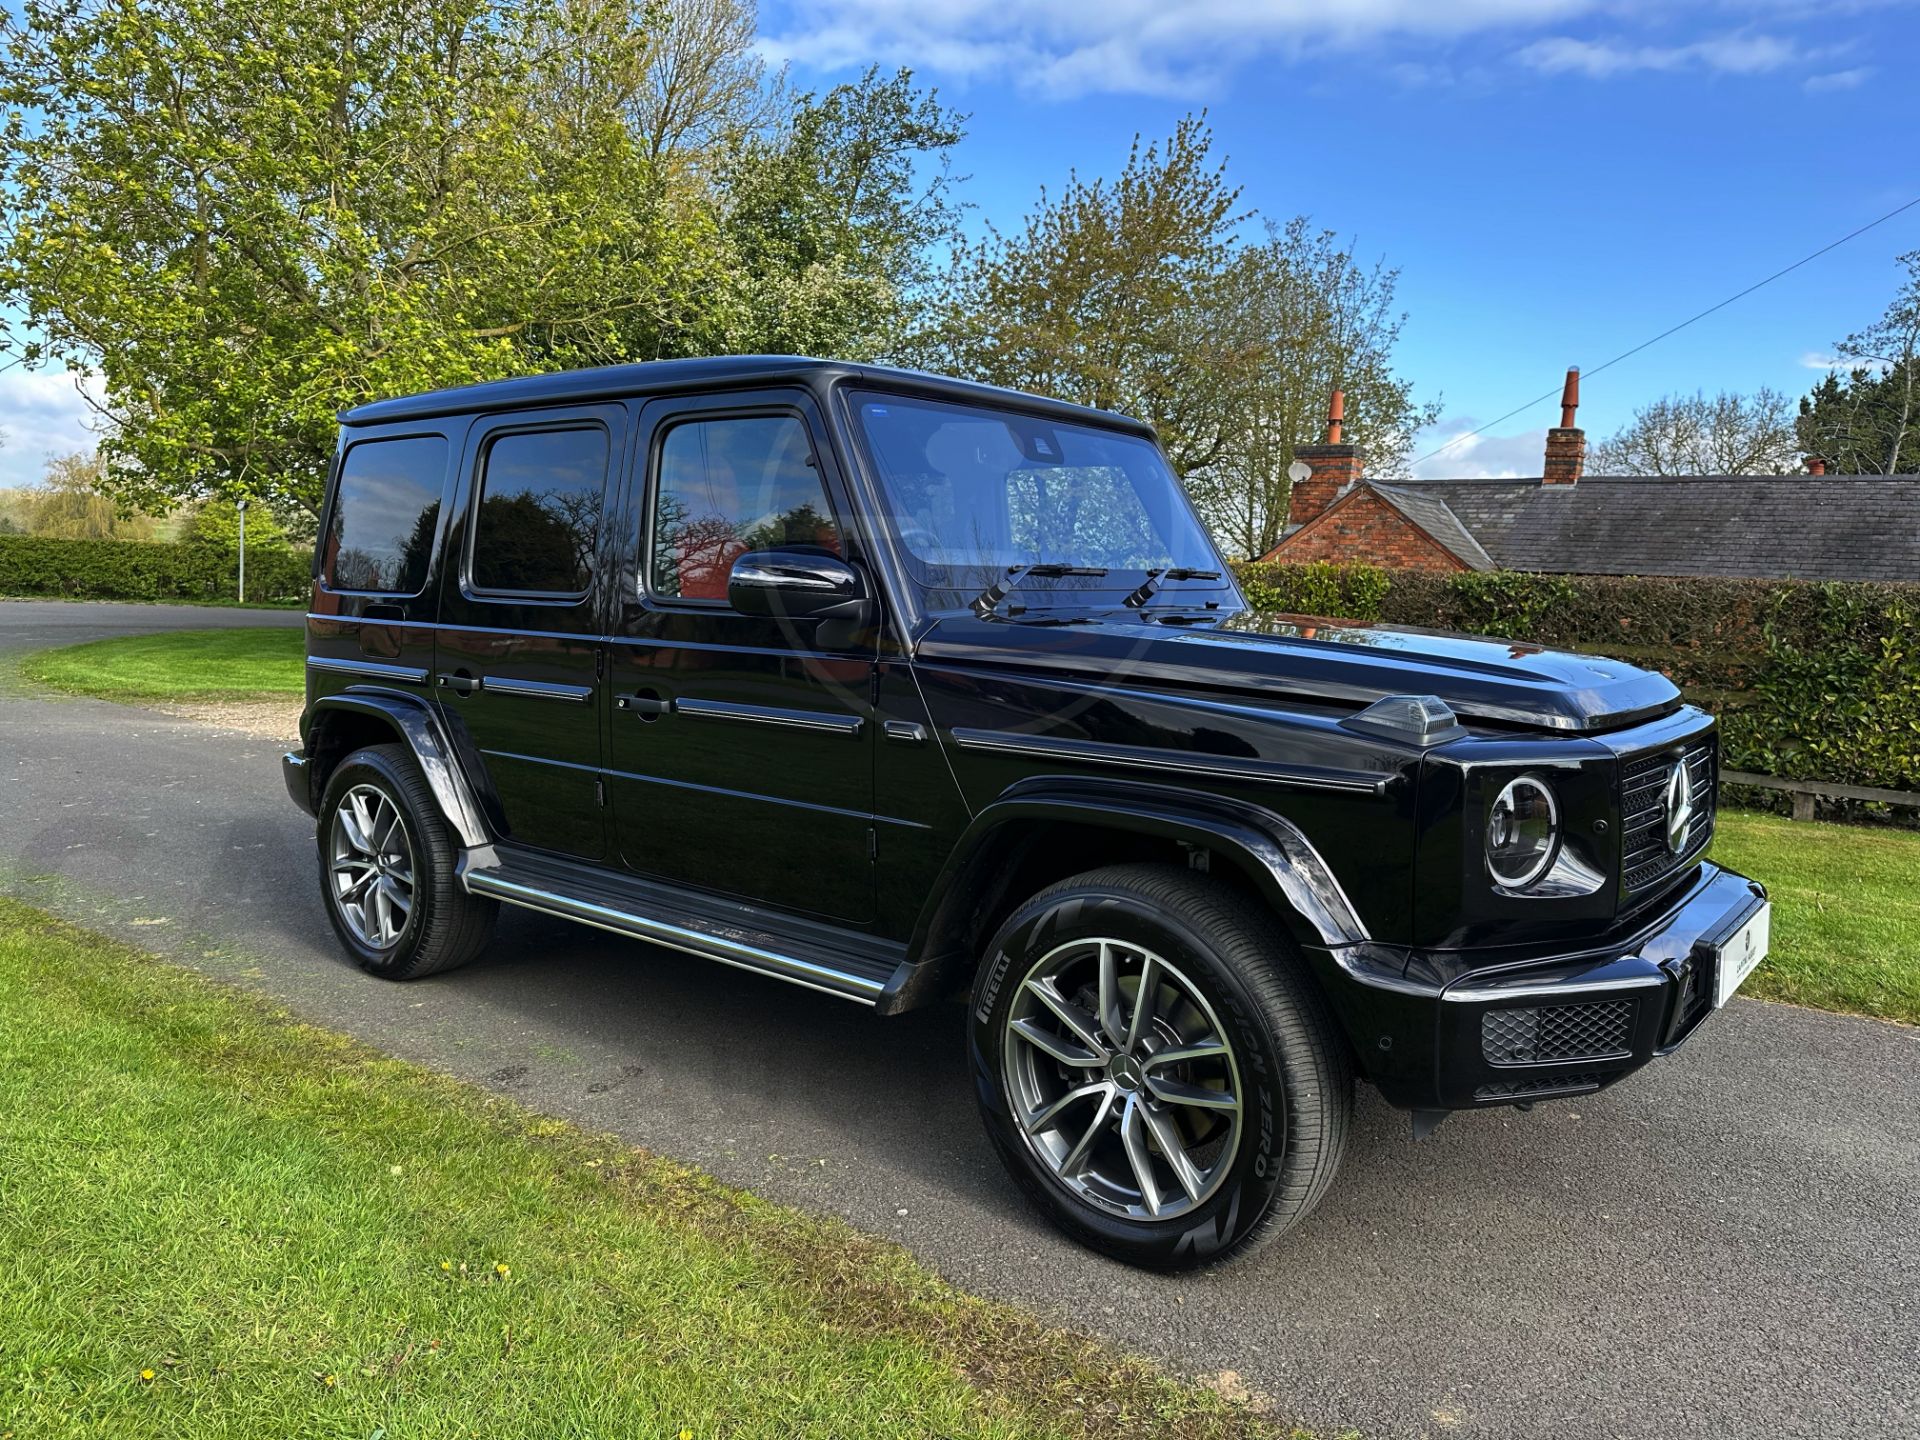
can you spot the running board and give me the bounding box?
[459,847,904,1007]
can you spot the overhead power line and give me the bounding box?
[1412,192,1920,469]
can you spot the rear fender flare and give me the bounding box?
[307,689,490,849]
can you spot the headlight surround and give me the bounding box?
[1486,776,1560,889]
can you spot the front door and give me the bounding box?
[606,390,876,924]
[435,404,624,860]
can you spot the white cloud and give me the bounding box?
[1799,349,1890,372]
[1514,31,1799,78]
[760,1,1843,98]
[1409,421,1548,480]
[0,369,105,488]
[761,0,1599,97]
[1803,65,1872,91]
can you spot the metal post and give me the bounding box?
[237,499,247,603]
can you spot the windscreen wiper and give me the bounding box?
[1123,566,1223,608]
[970,563,1110,618]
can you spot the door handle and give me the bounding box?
[615,692,673,717]
[436,671,478,696]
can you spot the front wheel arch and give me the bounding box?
[901,786,1370,1006]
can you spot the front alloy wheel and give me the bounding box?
[1004,938,1242,1221]
[972,863,1353,1270]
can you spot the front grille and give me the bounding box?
[1474,1070,1619,1102]
[1620,737,1716,895]
[1481,999,1635,1066]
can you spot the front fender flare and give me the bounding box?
[307,689,490,849]
[902,775,1371,993]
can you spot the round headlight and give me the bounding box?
[1487,776,1560,889]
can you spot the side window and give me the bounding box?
[470,426,609,596]
[323,435,447,594]
[649,414,841,602]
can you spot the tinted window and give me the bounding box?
[853,392,1221,592]
[470,427,608,595]
[324,435,447,594]
[649,415,840,602]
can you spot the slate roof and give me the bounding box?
[1367,483,1497,570]
[1375,475,1920,584]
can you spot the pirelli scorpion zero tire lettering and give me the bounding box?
[970,863,1353,1270]
[317,743,497,980]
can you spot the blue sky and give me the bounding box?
[3,0,1916,485]
[758,0,1920,476]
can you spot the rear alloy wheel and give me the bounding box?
[972,863,1353,1270]
[316,744,496,980]
[328,783,416,950]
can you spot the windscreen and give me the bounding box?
[852,391,1226,600]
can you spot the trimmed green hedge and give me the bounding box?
[1232,561,1920,796]
[0,535,311,605]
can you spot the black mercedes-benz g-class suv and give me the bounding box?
[284,356,1769,1269]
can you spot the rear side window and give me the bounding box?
[324,435,448,594]
[470,426,609,596]
[649,415,840,602]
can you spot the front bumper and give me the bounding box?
[1314,862,1768,1112]
[282,749,315,816]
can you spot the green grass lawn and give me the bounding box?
[20,626,303,700]
[0,897,1299,1440]
[1714,810,1920,1025]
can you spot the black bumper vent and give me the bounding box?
[1481,999,1635,1066]
[1474,1070,1620,1102]
[1621,738,1717,895]
[1665,950,1718,1046]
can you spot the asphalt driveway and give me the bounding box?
[1,600,1915,1440]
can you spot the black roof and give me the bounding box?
[1388,474,1920,584]
[340,355,1152,434]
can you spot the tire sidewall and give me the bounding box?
[970,885,1290,1269]
[317,749,431,977]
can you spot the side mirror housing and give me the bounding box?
[727,548,872,623]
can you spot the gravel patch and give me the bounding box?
[156,696,302,742]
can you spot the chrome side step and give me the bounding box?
[460,855,898,1007]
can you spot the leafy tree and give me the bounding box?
[917,115,1253,477]
[0,0,961,519]
[1590,388,1800,476]
[1190,220,1438,559]
[25,451,157,539]
[181,496,291,553]
[713,67,965,360]
[1796,250,1920,474]
[916,118,1432,560]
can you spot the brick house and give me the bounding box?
[1259,371,1920,583]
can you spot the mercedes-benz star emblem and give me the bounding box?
[1665,758,1694,853]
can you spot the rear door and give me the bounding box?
[605,389,877,923]
[308,421,459,697]
[435,404,625,860]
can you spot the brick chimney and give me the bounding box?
[1805,454,1828,476]
[1542,367,1585,485]
[1288,388,1367,528]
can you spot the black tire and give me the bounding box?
[316,743,497,980]
[970,863,1352,1270]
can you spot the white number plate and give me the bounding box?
[1714,902,1770,1008]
